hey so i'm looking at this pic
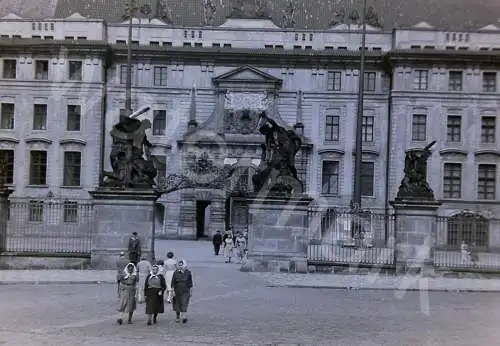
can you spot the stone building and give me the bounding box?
[0,0,499,247]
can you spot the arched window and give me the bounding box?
[447,212,489,248]
[232,167,249,192]
[152,110,166,136]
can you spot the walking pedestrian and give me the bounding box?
[223,233,234,263]
[212,230,223,256]
[236,233,247,263]
[127,232,142,266]
[137,256,152,304]
[164,252,176,303]
[116,251,128,298]
[171,259,193,324]
[117,263,138,325]
[144,265,167,325]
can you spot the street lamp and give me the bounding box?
[352,0,367,210]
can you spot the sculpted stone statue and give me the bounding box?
[252,112,303,195]
[103,111,157,188]
[396,141,436,201]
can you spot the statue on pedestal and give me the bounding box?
[396,141,436,201]
[252,112,303,196]
[103,110,157,188]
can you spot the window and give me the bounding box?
[153,66,168,86]
[0,103,14,129]
[77,37,87,40]
[478,164,496,200]
[119,65,127,84]
[152,110,167,136]
[28,200,44,222]
[0,150,14,184]
[361,162,374,196]
[324,115,339,141]
[363,72,376,92]
[68,60,82,81]
[44,36,53,40]
[413,70,428,90]
[35,60,49,80]
[63,201,78,223]
[327,71,342,91]
[446,115,461,142]
[223,43,231,48]
[447,212,489,248]
[2,59,16,79]
[482,72,497,92]
[443,163,462,198]
[64,36,74,40]
[321,161,339,195]
[63,151,81,187]
[153,155,167,185]
[448,71,463,91]
[67,105,81,131]
[362,116,374,142]
[481,116,496,143]
[29,151,47,185]
[33,104,47,130]
[149,41,160,46]
[412,114,427,141]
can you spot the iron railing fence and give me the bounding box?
[5,198,93,256]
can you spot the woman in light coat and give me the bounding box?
[136,256,152,303]
[117,263,138,325]
[223,233,234,263]
[164,251,177,303]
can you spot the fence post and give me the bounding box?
[0,187,13,253]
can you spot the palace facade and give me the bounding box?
[0,0,499,243]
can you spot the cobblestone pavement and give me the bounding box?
[1,263,500,346]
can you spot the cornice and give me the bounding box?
[475,150,500,157]
[59,138,87,146]
[0,137,20,144]
[386,49,500,64]
[439,148,468,157]
[0,39,110,56]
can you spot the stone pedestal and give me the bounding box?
[242,194,313,273]
[0,187,14,253]
[88,188,159,269]
[390,199,441,275]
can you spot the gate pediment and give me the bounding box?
[212,65,282,89]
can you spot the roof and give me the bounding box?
[1,0,500,31]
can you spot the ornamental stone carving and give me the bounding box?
[281,0,296,28]
[203,0,218,25]
[223,109,261,134]
[224,91,272,110]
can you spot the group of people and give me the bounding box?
[460,240,479,266]
[116,237,194,326]
[212,229,248,264]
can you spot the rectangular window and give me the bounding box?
[412,114,427,141]
[63,151,81,187]
[152,110,167,136]
[448,71,463,91]
[33,104,47,130]
[321,161,339,195]
[361,162,375,196]
[153,66,168,86]
[413,70,428,90]
[446,115,461,142]
[63,201,78,223]
[67,105,81,131]
[363,72,376,92]
[0,149,14,184]
[35,60,49,80]
[29,151,47,185]
[68,60,82,81]
[478,164,496,200]
[482,72,497,92]
[153,155,167,185]
[0,103,14,129]
[443,163,462,198]
[28,200,44,222]
[2,59,16,79]
[481,116,496,143]
[327,71,342,91]
[119,64,127,84]
[362,116,374,142]
[324,115,339,141]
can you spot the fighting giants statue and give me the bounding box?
[396,140,437,201]
[252,112,303,196]
[103,108,157,188]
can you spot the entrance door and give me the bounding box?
[196,200,211,239]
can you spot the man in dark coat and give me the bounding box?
[128,232,141,265]
[212,230,223,256]
[171,259,193,324]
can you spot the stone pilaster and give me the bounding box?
[0,187,14,253]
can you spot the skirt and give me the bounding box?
[165,270,174,291]
[118,286,137,313]
[172,291,190,313]
[145,287,165,314]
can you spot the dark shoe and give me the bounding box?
[147,320,152,326]
[117,318,123,325]
[182,318,188,324]
[127,319,132,324]
[153,317,157,324]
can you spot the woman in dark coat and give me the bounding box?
[171,259,193,324]
[144,265,167,325]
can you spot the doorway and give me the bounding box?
[196,200,211,239]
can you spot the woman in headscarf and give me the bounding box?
[164,251,176,303]
[144,264,167,325]
[171,259,193,324]
[223,232,234,263]
[117,262,138,325]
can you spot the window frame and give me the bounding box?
[327,71,342,91]
[324,114,340,141]
[2,59,17,79]
[446,115,462,143]
[361,161,375,197]
[0,149,14,184]
[62,151,82,187]
[34,59,49,80]
[477,164,496,200]
[443,162,462,199]
[153,66,168,86]
[152,110,167,136]
[412,114,427,141]
[413,69,429,90]
[448,71,463,91]
[0,102,15,129]
[29,150,47,186]
[67,105,81,131]
[480,116,496,143]
[321,160,339,195]
[68,60,83,81]
[361,115,374,142]
[33,104,47,130]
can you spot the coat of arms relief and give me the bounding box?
[223,91,273,134]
